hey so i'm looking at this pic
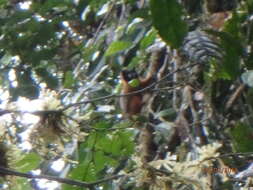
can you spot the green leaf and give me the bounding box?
[210,12,243,79]
[64,71,75,88]
[12,178,33,190]
[246,0,253,12]
[208,30,242,79]
[15,153,41,172]
[85,133,98,148]
[140,30,157,49]
[69,151,93,181]
[94,151,107,171]
[150,0,188,48]
[0,0,7,7]
[118,131,134,156]
[230,123,253,152]
[105,41,132,56]
[219,34,241,79]
[111,136,122,156]
[110,131,134,156]
[68,162,87,181]
[155,108,177,119]
[96,134,113,153]
[223,11,242,38]
[93,121,111,129]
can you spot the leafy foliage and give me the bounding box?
[150,0,188,48]
[230,123,253,153]
[0,0,253,190]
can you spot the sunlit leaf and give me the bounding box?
[64,71,75,88]
[140,30,157,49]
[105,41,132,56]
[15,153,41,172]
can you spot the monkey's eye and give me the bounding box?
[122,69,138,81]
[128,73,138,79]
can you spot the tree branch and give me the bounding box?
[62,62,199,111]
[0,63,198,115]
[0,167,123,188]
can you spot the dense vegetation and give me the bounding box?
[0,0,253,189]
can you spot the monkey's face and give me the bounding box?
[121,69,140,87]
[121,69,139,82]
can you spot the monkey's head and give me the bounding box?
[121,69,138,81]
[121,69,140,87]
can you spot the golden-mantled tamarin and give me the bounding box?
[119,69,155,118]
[119,48,167,118]
[119,48,169,164]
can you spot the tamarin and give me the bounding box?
[119,69,155,118]
[119,48,167,118]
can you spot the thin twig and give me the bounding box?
[0,109,61,116]
[225,84,245,110]
[0,63,198,116]
[201,152,253,163]
[91,3,114,45]
[62,63,199,111]
[0,167,123,188]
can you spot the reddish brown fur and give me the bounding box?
[119,49,166,118]
[120,72,154,118]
